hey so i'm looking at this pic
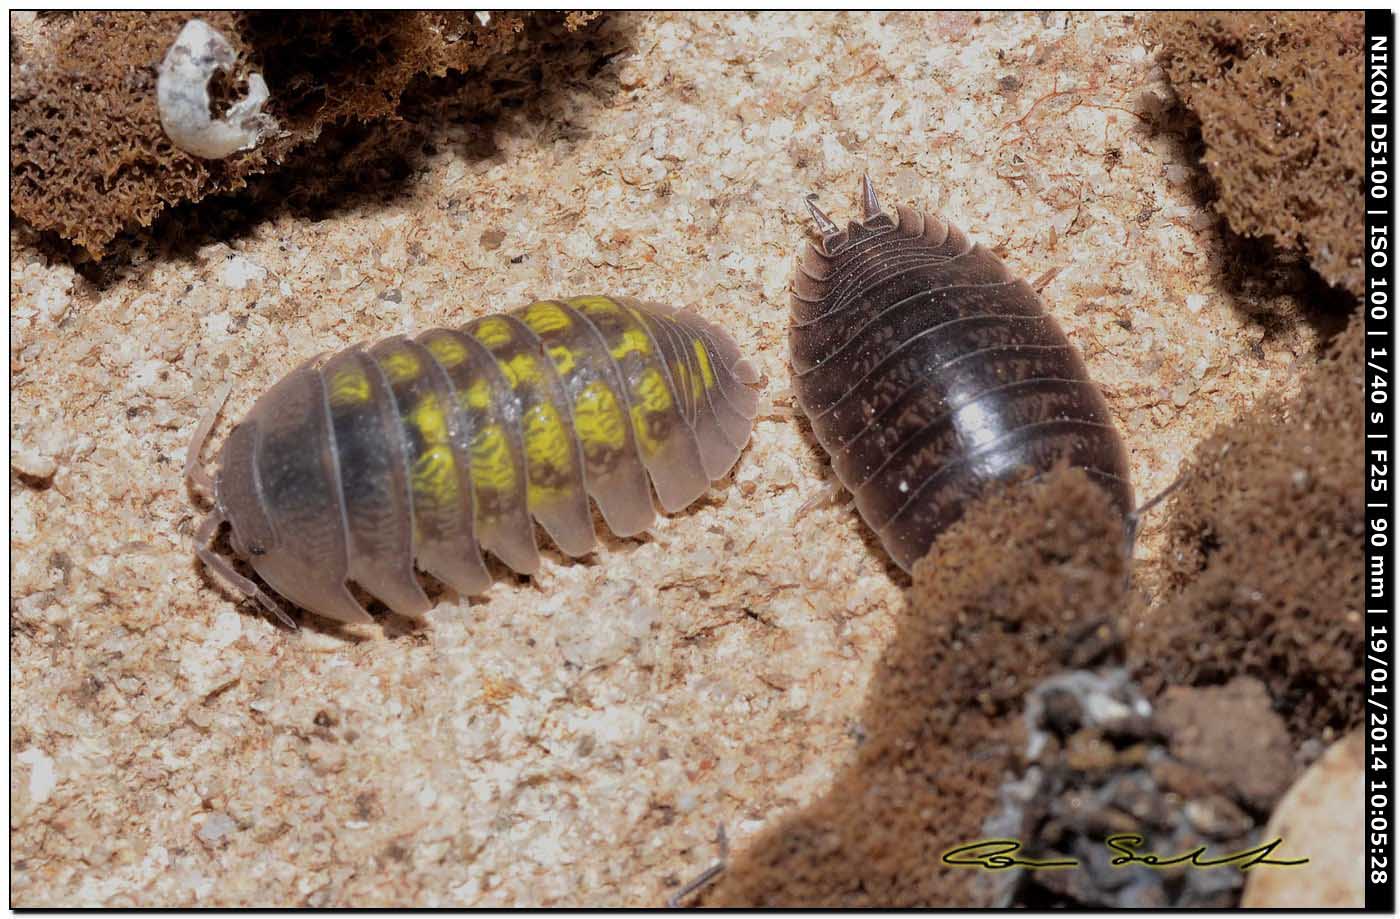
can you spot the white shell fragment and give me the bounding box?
[156,19,277,160]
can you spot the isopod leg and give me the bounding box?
[1121,471,1186,566]
[184,382,233,497]
[666,824,729,908]
[193,512,298,629]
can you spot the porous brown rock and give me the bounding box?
[1128,315,1364,738]
[10,11,600,258]
[1143,12,1366,297]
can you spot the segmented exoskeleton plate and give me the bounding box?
[791,178,1133,571]
[188,296,760,625]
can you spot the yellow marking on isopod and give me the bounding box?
[409,392,451,448]
[572,381,626,453]
[472,317,514,348]
[520,301,573,335]
[462,378,492,411]
[411,446,459,510]
[627,367,674,459]
[469,424,516,495]
[500,352,543,389]
[377,349,421,384]
[425,335,469,369]
[545,344,576,376]
[610,326,652,360]
[328,367,372,406]
[636,366,673,414]
[630,404,662,457]
[407,393,458,508]
[522,402,574,504]
[692,338,717,389]
[670,357,694,403]
[568,295,619,315]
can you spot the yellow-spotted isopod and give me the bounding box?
[185,296,761,625]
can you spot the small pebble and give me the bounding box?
[17,747,56,805]
[221,256,267,290]
[12,446,57,481]
[1183,794,1252,838]
[198,812,236,845]
[206,610,242,649]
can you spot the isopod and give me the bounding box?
[790,177,1133,571]
[186,296,760,624]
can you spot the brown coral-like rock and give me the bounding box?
[10,11,599,259]
[1128,313,1365,737]
[1143,12,1365,297]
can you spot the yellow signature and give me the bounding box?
[942,836,1309,872]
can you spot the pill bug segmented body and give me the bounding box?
[188,296,760,625]
[790,178,1133,572]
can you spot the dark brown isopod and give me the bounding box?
[790,177,1133,571]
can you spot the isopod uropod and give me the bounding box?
[790,177,1133,571]
[187,296,760,624]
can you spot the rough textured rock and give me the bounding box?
[1143,12,1365,297]
[1155,677,1296,813]
[1127,316,1364,739]
[11,11,600,258]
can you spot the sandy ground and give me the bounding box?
[10,11,1323,906]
